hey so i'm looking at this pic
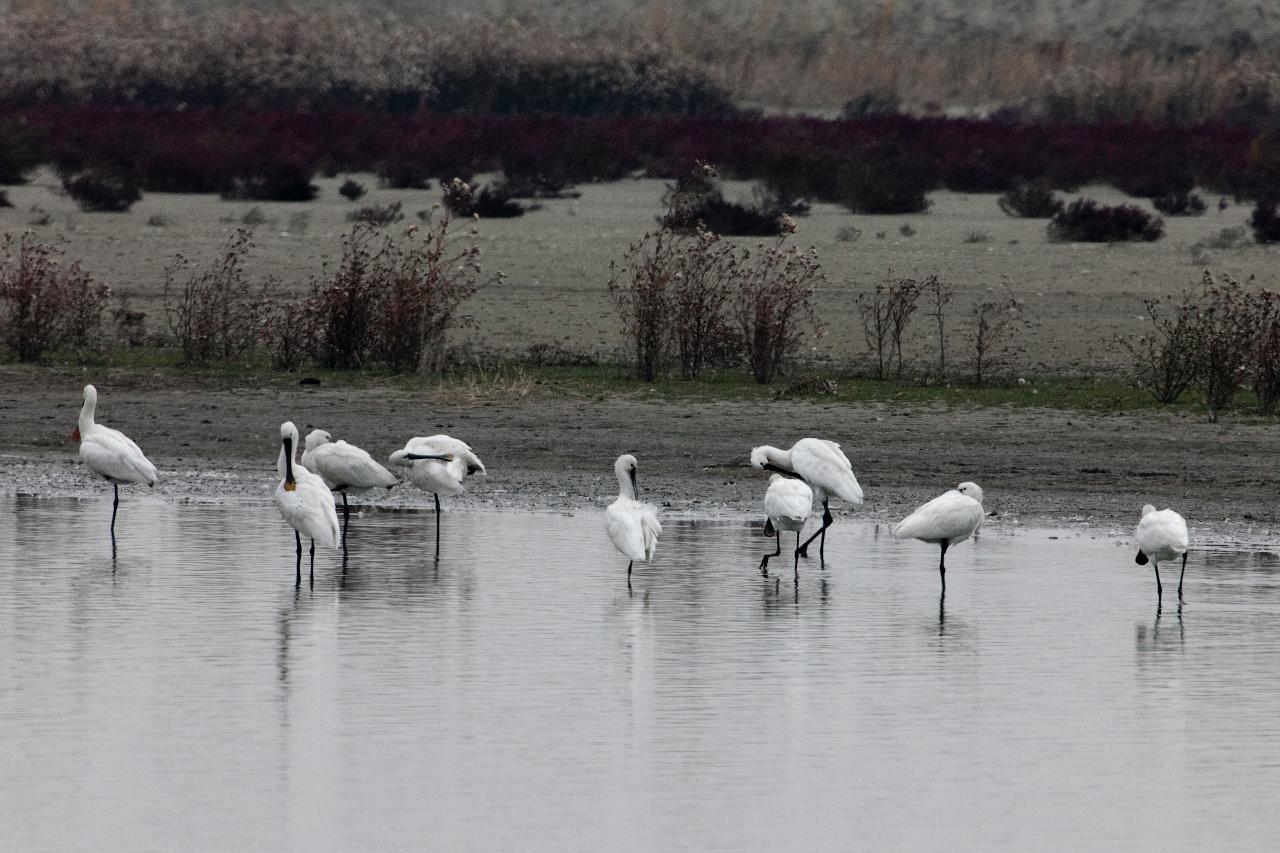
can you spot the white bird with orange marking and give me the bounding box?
[73,384,157,539]
[893,482,985,593]
[274,421,340,586]
[1134,504,1190,604]
[750,438,863,560]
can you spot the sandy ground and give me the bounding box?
[1,374,1275,541]
[3,171,1278,377]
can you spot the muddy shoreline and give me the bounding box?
[1,374,1276,543]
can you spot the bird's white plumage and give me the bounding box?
[764,474,812,532]
[76,384,157,486]
[302,429,397,492]
[894,482,985,544]
[751,438,863,504]
[1136,505,1188,563]
[605,454,661,562]
[389,434,485,496]
[274,422,340,550]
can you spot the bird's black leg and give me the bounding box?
[309,539,315,586]
[341,491,350,548]
[1178,552,1187,602]
[759,529,781,577]
[1154,562,1163,604]
[627,560,633,591]
[110,483,119,536]
[794,531,802,578]
[797,499,833,558]
[433,493,441,559]
[295,531,302,586]
[939,539,949,594]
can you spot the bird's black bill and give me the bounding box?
[762,463,801,481]
[283,435,296,489]
[1135,550,1149,566]
[404,453,453,462]
[629,468,639,499]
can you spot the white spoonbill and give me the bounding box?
[759,473,813,579]
[302,429,397,545]
[750,438,863,560]
[388,434,485,556]
[605,454,661,586]
[73,384,157,538]
[274,421,340,586]
[1135,504,1190,604]
[893,482,985,593]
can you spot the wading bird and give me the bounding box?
[388,435,485,557]
[893,482,985,593]
[302,429,397,545]
[605,454,661,586]
[1135,504,1190,605]
[73,384,157,539]
[750,438,863,560]
[759,473,813,580]
[274,421,340,586]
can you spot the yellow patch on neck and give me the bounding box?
[284,481,297,492]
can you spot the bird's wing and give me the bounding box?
[80,429,157,485]
[316,442,397,489]
[792,439,863,504]
[297,478,341,548]
[894,491,983,542]
[606,499,649,561]
[640,503,662,561]
[765,479,812,522]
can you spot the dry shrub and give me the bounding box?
[969,299,1023,386]
[442,178,524,218]
[163,229,271,366]
[1250,291,1280,414]
[377,212,489,374]
[1048,199,1164,242]
[733,219,823,384]
[1153,192,1207,216]
[856,275,927,380]
[338,179,366,201]
[998,183,1063,218]
[1249,200,1280,243]
[660,166,787,236]
[672,228,737,379]
[0,232,108,362]
[1191,272,1261,420]
[308,228,384,370]
[347,201,404,227]
[1123,291,1201,404]
[62,170,141,212]
[609,227,678,382]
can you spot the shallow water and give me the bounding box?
[1,495,1278,852]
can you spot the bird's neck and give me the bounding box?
[616,470,635,500]
[78,400,95,434]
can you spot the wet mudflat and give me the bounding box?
[1,495,1278,851]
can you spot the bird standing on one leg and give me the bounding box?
[72,384,158,542]
[274,422,340,586]
[893,482,985,595]
[302,429,397,547]
[389,435,485,558]
[1134,504,1190,606]
[605,454,661,588]
[750,438,863,561]
[760,473,812,581]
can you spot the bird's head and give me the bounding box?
[304,429,332,450]
[957,482,984,504]
[1140,504,1156,517]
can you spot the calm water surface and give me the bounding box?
[1,495,1278,851]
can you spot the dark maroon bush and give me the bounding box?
[0,232,109,361]
[1250,200,1280,243]
[1048,199,1164,242]
[221,162,317,202]
[62,170,141,212]
[835,143,936,214]
[338,178,366,201]
[0,121,43,184]
[998,183,1064,217]
[1153,191,1207,216]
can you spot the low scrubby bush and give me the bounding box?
[998,183,1064,218]
[1122,291,1201,404]
[162,229,270,366]
[62,170,141,212]
[1153,191,1207,216]
[1249,200,1280,243]
[660,179,786,236]
[0,232,108,361]
[441,179,524,218]
[857,276,925,380]
[732,220,823,384]
[1048,199,1164,242]
[221,162,317,202]
[347,201,404,227]
[338,179,366,201]
[836,147,934,214]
